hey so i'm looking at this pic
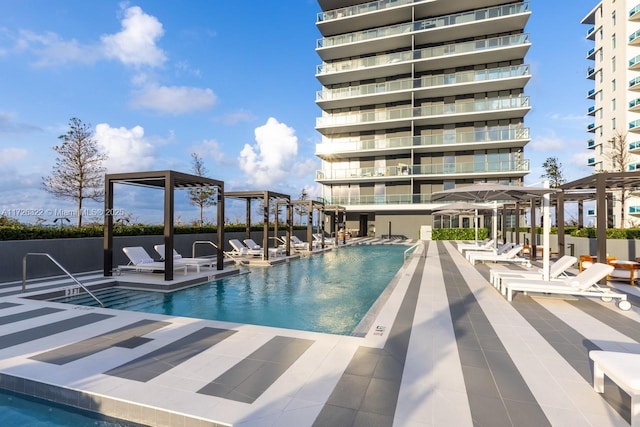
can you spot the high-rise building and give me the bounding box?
[314,1,532,239]
[582,1,640,227]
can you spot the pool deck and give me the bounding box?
[0,240,639,426]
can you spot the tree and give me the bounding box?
[540,157,566,189]
[187,153,217,225]
[294,188,309,225]
[605,131,631,226]
[42,118,107,227]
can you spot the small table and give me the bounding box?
[579,255,617,271]
[607,260,640,286]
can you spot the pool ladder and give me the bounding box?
[22,253,104,307]
[404,241,422,261]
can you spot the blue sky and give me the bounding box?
[0,0,596,224]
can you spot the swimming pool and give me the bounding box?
[56,245,407,335]
[0,389,134,426]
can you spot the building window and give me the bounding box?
[612,34,616,49]
[612,10,616,25]
[612,117,616,130]
[443,180,455,190]
[612,79,616,91]
[612,56,616,72]
[612,98,616,111]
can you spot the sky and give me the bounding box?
[0,0,598,225]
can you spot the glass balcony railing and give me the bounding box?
[316,65,530,102]
[587,106,595,115]
[317,0,413,22]
[586,26,595,38]
[631,4,640,19]
[316,159,530,180]
[587,157,596,165]
[317,33,530,75]
[630,29,640,43]
[587,88,596,98]
[630,163,640,171]
[316,96,530,127]
[630,55,640,69]
[630,99,640,109]
[317,2,530,49]
[630,141,640,151]
[320,194,432,206]
[587,123,596,132]
[630,119,640,131]
[630,206,640,214]
[587,66,595,78]
[631,77,640,89]
[587,139,595,149]
[315,127,530,155]
[587,47,596,59]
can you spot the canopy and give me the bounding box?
[432,183,556,280]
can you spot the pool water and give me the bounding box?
[58,245,406,335]
[0,390,137,426]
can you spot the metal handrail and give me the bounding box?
[404,242,422,261]
[22,253,104,307]
[192,240,218,258]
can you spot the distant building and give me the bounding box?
[582,1,640,227]
[314,1,532,239]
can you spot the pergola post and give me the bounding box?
[557,191,565,257]
[217,183,224,271]
[515,202,520,245]
[597,174,607,265]
[245,199,252,240]
[529,200,536,262]
[263,192,269,260]
[103,178,114,277]
[163,172,174,281]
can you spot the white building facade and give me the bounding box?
[583,1,640,227]
[314,1,532,239]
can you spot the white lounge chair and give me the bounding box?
[243,238,262,250]
[502,262,631,310]
[153,244,215,273]
[291,235,311,250]
[468,244,528,266]
[120,246,187,275]
[490,255,577,293]
[456,238,494,254]
[228,239,263,257]
[464,242,513,260]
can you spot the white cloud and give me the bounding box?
[528,132,567,152]
[15,30,100,66]
[101,6,166,67]
[0,147,28,165]
[94,123,156,173]
[191,139,224,164]
[215,110,255,125]
[238,117,301,187]
[130,84,216,114]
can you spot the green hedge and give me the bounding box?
[432,228,489,241]
[0,224,308,240]
[571,227,640,239]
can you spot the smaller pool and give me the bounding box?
[56,245,406,335]
[0,389,137,426]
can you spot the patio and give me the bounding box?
[0,241,638,426]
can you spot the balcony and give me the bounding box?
[630,29,640,45]
[630,119,640,133]
[316,64,531,109]
[587,209,596,216]
[315,127,530,159]
[587,105,596,116]
[586,66,596,79]
[630,140,640,152]
[630,206,640,215]
[316,2,530,61]
[630,55,640,70]
[588,157,596,166]
[316,96,531,135]
[631,4,640,21]
[319,193,432,206]
[630,76,640,91]
[587,47,596,60]
[587,123,596,133]
[315,159,530,184]
[316,33,531,85]
[587,139,595,149]
[587,88,597,99]
[630,99,640,112]
[586,25,598,40]
[630,162,640,171]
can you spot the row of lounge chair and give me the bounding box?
[483,254,631,311]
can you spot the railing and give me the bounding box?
[316,127,530,155]
[317,33,530,75]
[404,241,422,261]
[316,65,530,102]
[317,96,530,127]
[192,240,218,258]
[317,2,529,49]
[22,253,104,307]
[317,0,413,22]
